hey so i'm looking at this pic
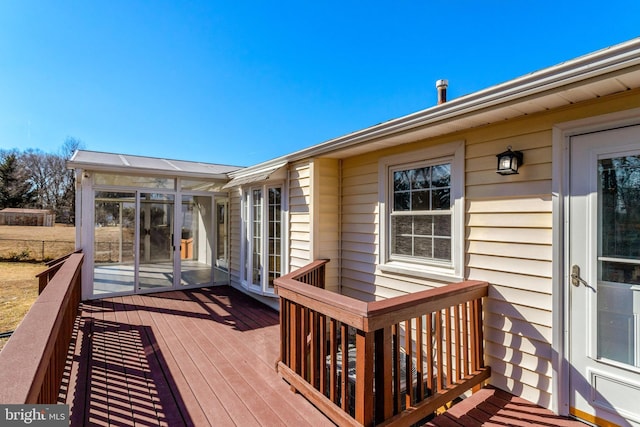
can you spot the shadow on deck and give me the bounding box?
[58,286,334,426]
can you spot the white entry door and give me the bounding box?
[569,125,640,427]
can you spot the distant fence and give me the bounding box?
[0,238,76,262]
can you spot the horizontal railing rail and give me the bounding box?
[36,249,82,293]
[0,252,84,404]
[275,260,490,427]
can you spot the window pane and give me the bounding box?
[411,190,429,210]
[434,238,451,261]
[432,164,451,187]
[94,173,175,189]
[599,156,640,259]
[394,170,410,191]
[394,192,410,211]
[393,235,412,256]
[414,215,433,235]
[392,216,412,235]
[434,215,452,237]
[414,237,432,258]
[432,188,450,210]
[411,167,430,189]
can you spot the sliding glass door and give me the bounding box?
[180,195,213,287]
[138,193,175,291]
[93,192,136,295]
[91,179,228,297]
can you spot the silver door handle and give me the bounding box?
[571,265,583,287]
[571,264,595,292]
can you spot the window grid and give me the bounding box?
[268,187,282,289]
[391,163,452,263]
[252,189,262,284]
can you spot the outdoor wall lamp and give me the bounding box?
[496,146,524,175]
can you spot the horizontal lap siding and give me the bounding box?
[229,188,242,285]
[289,162,312,270]
[341,156,379,300]
[312,158,340,292]
[341,153,451,302]
[466,128,554,408]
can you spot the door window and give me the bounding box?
[598,155,640,367]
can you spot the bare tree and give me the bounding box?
[21,137,85,223]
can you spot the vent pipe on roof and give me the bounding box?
[436,79,448,104]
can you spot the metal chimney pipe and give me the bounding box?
[436,79,448,104]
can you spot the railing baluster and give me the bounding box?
[416,315,424,401]
[330,318,338,403]
[436,309,443,392]
[446,306,452,387]
[392,323,401,414]
[340,323,348,412]
[404,319,413,409]
[462,301,469,377]
[455,304,461,383]
[426,313,434,396]
[319,313,327,395]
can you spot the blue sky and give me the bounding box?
[1,1,639,167]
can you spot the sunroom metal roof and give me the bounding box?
[68,150,243,179]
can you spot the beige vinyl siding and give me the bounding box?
[466,126,554,407]
[228,187,243,285]
[289,161,312,270]
[340,155,378,300]
[311,158,340,292]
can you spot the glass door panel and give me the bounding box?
[598,155,640,367]
[215,199,229,284]
[93,191,136,295]
[139,193,175,290]
[180,195,213,286]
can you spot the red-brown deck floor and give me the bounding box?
[425,386,586,427]
[59,286,334,426]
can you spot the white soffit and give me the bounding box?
[223,162,288,188]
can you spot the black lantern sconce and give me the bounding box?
[496,146,524,175]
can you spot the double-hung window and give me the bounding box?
[242,184,284,295]
[391,162,452,262]
[379,141,464,280]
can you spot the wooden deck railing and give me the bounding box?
[36,249,83,293]
[0,252,83,404]
[275,261,490,427]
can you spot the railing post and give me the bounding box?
[375,326,393,423]
[355,329,374,427]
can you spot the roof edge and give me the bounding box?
[239,37,640,174]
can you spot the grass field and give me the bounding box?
[0,225,76,351]
[0,225,76,261]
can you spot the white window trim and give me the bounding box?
[378,140,465,282]
[239,181,287,296]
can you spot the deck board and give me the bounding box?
[425,386,586,427]
[60,286,334,427]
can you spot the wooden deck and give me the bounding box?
[58,286,334,426]
[426,386,586,427]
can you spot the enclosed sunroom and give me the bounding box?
[68,150,242,300]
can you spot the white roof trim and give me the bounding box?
[223,162,287,188]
